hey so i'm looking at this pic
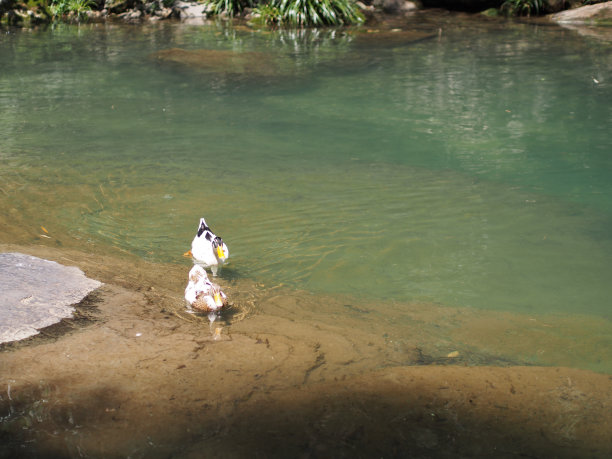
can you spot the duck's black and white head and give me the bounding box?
[191,217,229,268]
[211,236,227,261]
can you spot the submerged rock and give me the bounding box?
[151,48,280,78]
[352,28,437,47]
[0,253,102,344]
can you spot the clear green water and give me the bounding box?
[1,18,612,320]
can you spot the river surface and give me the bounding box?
[1,15,611,372]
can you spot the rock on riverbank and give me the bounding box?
[551,1,612,24]
[0,253,102,344]
[550,2,612,42]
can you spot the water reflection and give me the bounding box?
[1,18,611,317]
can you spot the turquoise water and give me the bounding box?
[1,18,612,318]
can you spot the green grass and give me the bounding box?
[209,0,254,16]
[253,0,364,26]
[50,0,94,21]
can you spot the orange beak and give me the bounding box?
[213,292,223,307]
[183,250,192,258]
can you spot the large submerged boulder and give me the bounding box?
[0,253,102,344]
[151,48,281,78]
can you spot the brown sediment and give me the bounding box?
[1,243,611,457]
[151,48,282,78]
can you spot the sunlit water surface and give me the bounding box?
[1,17,611,369]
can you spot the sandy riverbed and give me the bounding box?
[1,243,611,458]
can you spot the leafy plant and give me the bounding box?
[252,3,282,25]
[209,0,254,16]
[50,0,94,21]
[501,0,544,16]
[253,0,364,26]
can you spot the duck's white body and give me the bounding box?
[190,218,229,274]
[184,265,228,318]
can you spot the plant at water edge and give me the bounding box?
[50,0,93,21]
[208,0,254,17]
[254,0,364,26]
[252,3,282,25]
[501,0,544,16]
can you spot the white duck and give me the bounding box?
[187,217,229,275]
[184,265,228,322]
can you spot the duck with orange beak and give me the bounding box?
[184,264,228,323]
[186,217,229,275]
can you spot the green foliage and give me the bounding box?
[253,0,364,26]
[209,0,254,16]
[252,3,282,25]
[50,0,94,21]
[501,0,543,16]
[277,0,364,26]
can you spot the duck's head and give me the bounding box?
[211,285,227,308]
[197,218,210,237]
[213,290,224,308]
[212,236,227,261]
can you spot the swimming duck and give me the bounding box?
[184,264,228,321]
[187,218,229,275]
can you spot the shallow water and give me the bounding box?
[1,16,612,372]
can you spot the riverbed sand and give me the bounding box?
[1,244,611,458]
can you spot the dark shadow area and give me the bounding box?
[2,366,610,458]
[0,379,127,459]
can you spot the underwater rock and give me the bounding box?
[151,48,281,78]
[352,28,437,47]
[0,253,102,344]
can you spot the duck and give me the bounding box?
[186,217,229,275]
[184,264,228,322]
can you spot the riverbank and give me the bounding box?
[1,243,612,457]
[2,0,611,27]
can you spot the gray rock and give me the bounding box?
[383,0,403,13]
[551,1,612,24]
[0,253,102,344]
[373,0,418,13]
[119,8,143,20]
[174,0,206,18]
